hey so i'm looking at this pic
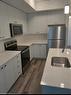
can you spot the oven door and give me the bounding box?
[21,48,30,72]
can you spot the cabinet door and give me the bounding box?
[0,54,22,93]
[17,54,22,77]
[0,65,6,93]
[29,45,34,60]
[33,44,40,58]
[13,54,22,81]
[33,44,47,58]
[12,56,19,82]
[4,61,15,92]
[30,44,47,59]
[0,41,4,53]
[40,44,47,58]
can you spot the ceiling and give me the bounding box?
[35,0,49,2]
[35,0,66,11]
[0,0,70,13]
[1,0,36,13]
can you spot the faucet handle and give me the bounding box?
[62,48,64,53]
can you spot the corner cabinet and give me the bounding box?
[30,44,47,60]
[0,53,22,93]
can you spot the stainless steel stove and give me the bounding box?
[4,40,30,73]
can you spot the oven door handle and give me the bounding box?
[5,43,17,48]
[22,48,29,54]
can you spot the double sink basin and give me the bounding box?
[51,57,71,68]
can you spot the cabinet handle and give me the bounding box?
[17,65,20,68]
[18,72,20,74]
[17,55,19,58]
[4,65,7,68]
[1,67,3,70]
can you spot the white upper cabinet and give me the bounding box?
[0,2,10,39]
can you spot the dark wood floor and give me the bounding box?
[8,59,46,94]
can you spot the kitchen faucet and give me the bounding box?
[62,48,65,53]
[62,49,64,53]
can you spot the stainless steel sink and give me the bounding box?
[51,57,71,68]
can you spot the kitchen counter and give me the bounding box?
[0,51,21,66]
[41,48,71,89]
[17,40,47,46]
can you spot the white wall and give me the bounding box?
[0,1,28,39]
[27,10,65,34]
[67,16,71,47]
[70,0,71,14]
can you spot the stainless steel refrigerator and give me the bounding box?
[48,24,66,48]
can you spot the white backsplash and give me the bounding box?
[15,34,47,45]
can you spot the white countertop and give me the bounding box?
[0,51,21,66]
[41,48,71,89]
[17,40,47,46]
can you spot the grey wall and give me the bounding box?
[27,10,65,34]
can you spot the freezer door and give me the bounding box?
[48,39,65,48]
[48,25,66,40]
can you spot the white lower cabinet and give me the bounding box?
[40,44,47,58]
[0,41,4,53]
[30,45,34,60]
[12,56,19,82]
[13,54,22,81]
[17,54,22,77]
[0,53,22,93]
[4,61,15,92]
[0,65,6,93]
[30,44,47,60]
